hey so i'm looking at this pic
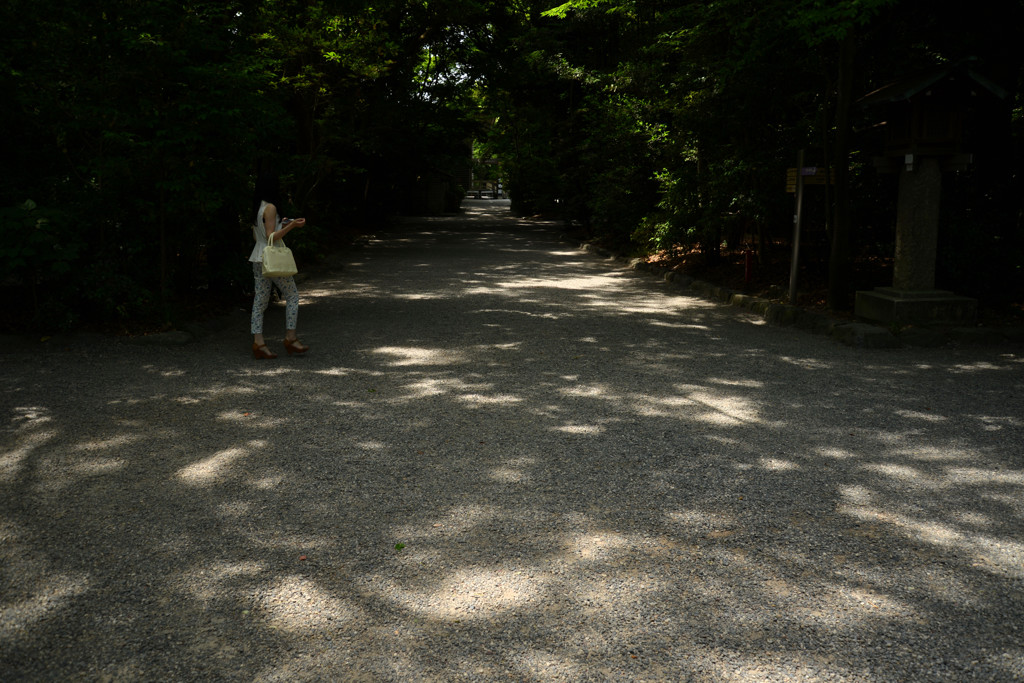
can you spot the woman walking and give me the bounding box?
[249,172,308,359]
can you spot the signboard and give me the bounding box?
[785,167,835,193]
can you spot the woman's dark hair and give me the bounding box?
[252,169,282,215]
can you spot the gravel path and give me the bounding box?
[2,199,1023,681]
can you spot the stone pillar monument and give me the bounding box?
[893,157,941,291]
[851,60,1008,327]
[854,155,977,326]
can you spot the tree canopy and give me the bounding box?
[3,0,1022,332]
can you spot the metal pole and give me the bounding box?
[789,150,805,305]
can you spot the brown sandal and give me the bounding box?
[252,343,278,359]
[283,338,308,355]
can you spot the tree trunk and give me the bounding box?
[697,142,720,264]
[159,186,169,317]
[827,32,856,310]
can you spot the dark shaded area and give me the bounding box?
[1,1,1021,332]
[2,205,1022,680]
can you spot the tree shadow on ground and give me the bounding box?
[2,203,1023,680]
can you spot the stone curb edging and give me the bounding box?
[574,240,1022,349]
[632,258,902,348]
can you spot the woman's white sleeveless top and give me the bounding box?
[248,200,286,263]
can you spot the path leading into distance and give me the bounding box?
[2,199,1023,681]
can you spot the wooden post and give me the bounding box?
[789,150,805,305]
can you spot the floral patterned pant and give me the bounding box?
[251,262,299,334]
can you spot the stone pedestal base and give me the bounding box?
[855,287,977,326]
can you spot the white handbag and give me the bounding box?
[261,232,297,278]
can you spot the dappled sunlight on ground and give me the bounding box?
[839,502,1024,579]
[0,568,91,636]
[178,443,261,485]
[380,566,548,622]
[0,428,57,483]
[258,575,366,633]
[2,208,1023,680]
[372,345,468,367]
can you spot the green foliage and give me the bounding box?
[0,0,498,331]
[0,201,84,330]
[80,268,157,327]
[480,0,1023,308]
[542,0,619,19]
[787,0,899,45]
[0,201,78,279]
[1,0,1021,330]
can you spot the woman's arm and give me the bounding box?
[263,203,305,241]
